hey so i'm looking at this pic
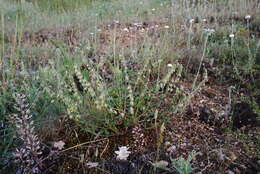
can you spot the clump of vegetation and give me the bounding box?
[10,93,43,174]
[0,0,259,173]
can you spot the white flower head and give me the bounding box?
[189,19,195,24]
[115,146,131,160]
[123,28,129,32]
[245,15,251,20]
[151,8,155,11]
[229,33,235,38]
[167,63,173,68]
[164,25,170,29]
[202,18,207,22]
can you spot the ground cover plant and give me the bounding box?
[0,0,259,173]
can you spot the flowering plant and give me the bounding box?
[115,146,131,160]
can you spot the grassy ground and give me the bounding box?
[0,0,259,173]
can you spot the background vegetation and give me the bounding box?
[0,0,259,173]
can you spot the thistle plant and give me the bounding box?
[10,93,43,174]
[171,151,197,174]
[153,151,197,174]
